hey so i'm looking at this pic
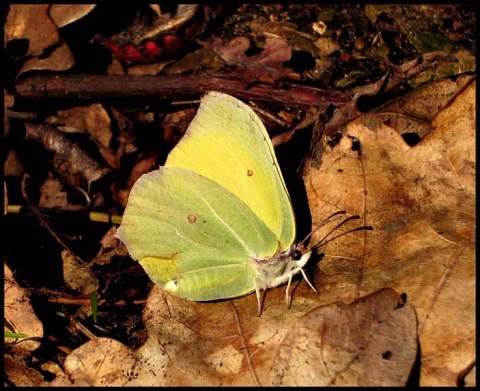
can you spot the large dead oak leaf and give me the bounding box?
[303,79,475,386]
[62,79,474,386]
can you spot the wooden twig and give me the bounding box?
[15,72,351,109]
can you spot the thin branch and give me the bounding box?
[15,72,350,109]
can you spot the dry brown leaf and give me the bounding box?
[94,226,124,265]
[127,62,171,75]
[303,79,475,386]
[164,44,224,74]
[5,5,57,57]
[4,355,45,386]
[138,286,317,386]
[4,150,25,177]
[464,365,476,387]
[315,37,341,57]
[38,177,68,208]
[97,226,120,256]
[248,18,320,55]
[5,5,75,78]
[64,284,319,386]
[269,288,417,386]
[376,74,475,123]
[126,157,158,193]
[65,287,415,386]
[48,4,97,28]
[62,79,474,386]
[109,107,137,156]
[4,91,15,137]
[4,264,43,353]
[65,331,194,386]
[47,104,118,169]
[17,39,75,78]
[47,104,111,145]
[213,36,293,85]
[64,337,139,386]
[62,250,99,296]
[5,350,73,386]
[4,181,7,215]
[212,36,250,64]
[24,123,111,190]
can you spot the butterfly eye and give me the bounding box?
[292,249,302,261]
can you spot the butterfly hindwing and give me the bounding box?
[117,166,278,300]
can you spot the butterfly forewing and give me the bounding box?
[166,91,296,251]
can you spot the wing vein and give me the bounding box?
[189,181,257,257]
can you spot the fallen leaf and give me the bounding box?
[47,104,118,169]
[48,4,97,28]
[24,123,111,190]
[213,36,294,85]
[164,44,224,74]
[64,337,139,386]
[127,62,171,75]
[375,74,474,123]
[38,177,68,208]
[269,288,417,386]
[4,355,45,386]
[4,264,43,353]
[303,79,475,386]
[5,5,57,57]
[4,150,25,177]
[65,78,473,386]
[125,157,158,194]
[314,37,341,56]
[47,104,112,146]
[64,284,321,386]
[248,18,320,55]
[94,226,123,265]
[4,181,7,215]
[5,5,75,78]
[62,250,99,296]
[4,91,15,138]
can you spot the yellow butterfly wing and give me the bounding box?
[166,91,296,251]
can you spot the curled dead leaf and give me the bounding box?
[24,123,111,190]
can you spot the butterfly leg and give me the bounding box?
[283,267,317,307]
[285,273,293,308]
[253,278,263,316]
[299,267,318,293]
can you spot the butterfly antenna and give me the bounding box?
[311,216,373,251]
[299,210,348,247]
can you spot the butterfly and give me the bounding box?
[117,91,331,313]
